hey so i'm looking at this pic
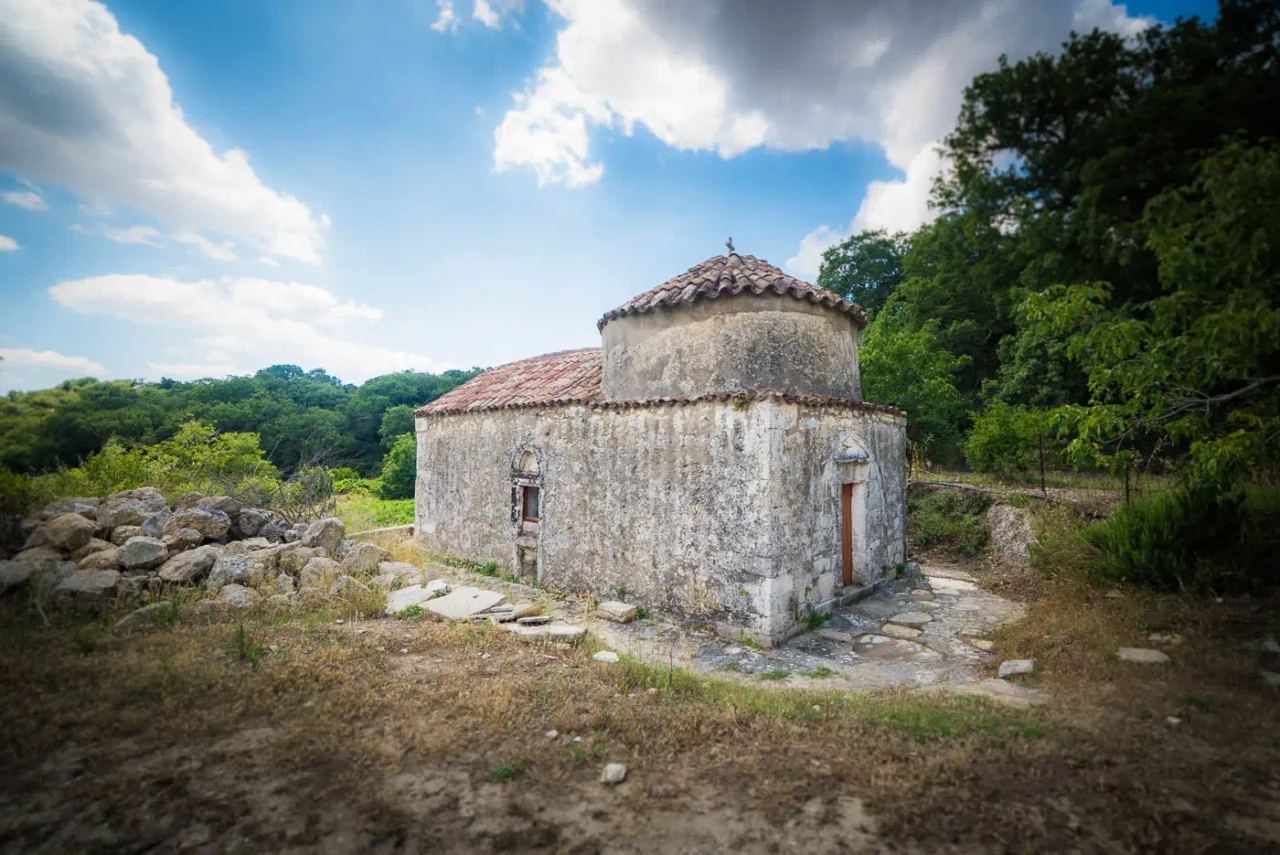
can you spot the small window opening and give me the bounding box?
[521,485,541,522]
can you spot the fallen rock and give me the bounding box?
[77,546,120,571]
[1147,632,1184,646]
[284,522,309,543]
[0,560,34,597]
[378,561,423,586]
[45,513,98,552]
[240,537,271,551]
[109,526,143,547]
[274,574,297,594]
[259,519,289,543]
[329,575,371,598]
[277,545,324,577]
[815,628,853,643]
[163,527,204,554]
[597,601,638,623]
[341,541,391,574]
[425,579,451,597]
[880,623,923,640]
[592,650,620,663]
[1116,647,1170,665]
[196,495,242,519]
[301,518,344,554]
[164,506,232,541]
[71,538,113,562]
[113,601,175,633]
[175,491,204,510]
[998,659,1035,679]
[600,763,627,784]
[140,509,173,540]
[384,584,437,616]
[887,611,933,626]
[118,536,169,571]
[300,556,342,589]
[53,569,121,609]
[237,507,272,537]
[510,602,542,619]
[219,584,260,608]
[97,491,167,528]
[158,545,222,584]
[965,637,995,652]
[985,504,1037,566]
[367,572,400,591]
[21,526,50,550]
[502,621,587,641]
[207,554,268,591]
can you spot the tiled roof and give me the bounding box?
[415,348,603,415]
[598,253,867,331]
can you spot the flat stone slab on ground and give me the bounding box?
[880,623,923,640]
[815,628,853,643]
[851,634,941,663]
[502,620,586,641]
[952,678,1048,710]
[425,586,506,620]
[1116,647,1170,664]
[998,659,1034,678]
[965,637,995,652]
[924,575,979,592]
[888,611,934,626]
[909,589,937,602]
[597,601,638,623]
[384,585,439,616]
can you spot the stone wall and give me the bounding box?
[600,293,862,402]
[415,397,905,645]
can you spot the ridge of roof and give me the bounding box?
[597,253,867,331]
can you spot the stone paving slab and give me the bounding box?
[424,586,506,620]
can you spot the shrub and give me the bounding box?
[376,434,416,500]
[1081,487,1280,594]
[328,467,372,495]
[964,402,1056,475]
[908,487,990,557]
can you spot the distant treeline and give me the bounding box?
[0,364,482,477]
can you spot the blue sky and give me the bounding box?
[0,0,1217,393]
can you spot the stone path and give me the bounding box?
[418,561,1044,708]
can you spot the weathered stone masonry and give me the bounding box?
[415,253,907,645]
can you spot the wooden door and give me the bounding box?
[841,483,854,586]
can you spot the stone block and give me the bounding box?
[597,601,638,623]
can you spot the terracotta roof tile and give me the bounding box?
[597,253,867,331]
[415,348,602,415]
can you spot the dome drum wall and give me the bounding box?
[601,292,862,402]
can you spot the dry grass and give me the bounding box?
[2,580,1279,853]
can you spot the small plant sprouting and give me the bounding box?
[399,604,426,620]
[759,669,791,681]
[487,760,526,782]
[224,624,265,666]
[801,610,831,631]
[801,666,835,679]
[732,393,751,411]
[478,561,499,577]
[634,606,649,620]
[717,660,741,672]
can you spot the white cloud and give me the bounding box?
[0,234,17,251]
[48,274,450,383]
[103,224,163,247]
[489,0,1151,265]
[431,0,461,32]
[1,189,46,210]
[0,0,328,264]
[0,347,106,375]
[257,255,281,267]
[173,231,237,261]
[473,0,522,28]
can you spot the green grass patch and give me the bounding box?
[759,669,792,681]
[800,666,835,679]
[800,611,831,631]
[223,624,265,667]
[335,495,414,532]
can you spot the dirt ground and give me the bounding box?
[2,555,1279,853]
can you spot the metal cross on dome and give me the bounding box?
[726,237,735,255]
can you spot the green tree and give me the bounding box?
[817,230,908,314]
[1021,141,1280,493]
[859,305,968,457]
[377,433,417,500]
[378,404,416,448]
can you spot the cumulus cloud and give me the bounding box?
[0,347,106,375]
[173,231,237,261]
[0,234,17,251]
[431,0,461,32]
[103,224,164,247]
[1,189,46,210]
[48,274,450,383]
[488,0,1150,272]
[473,0,523,28]
[0,0,328,264]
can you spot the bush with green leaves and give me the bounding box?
[376,433,416,500]
[1079,487,1280,594]
[907,487,990,557]
[964,402,1056,475]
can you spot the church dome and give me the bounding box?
[599,252,866,402]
